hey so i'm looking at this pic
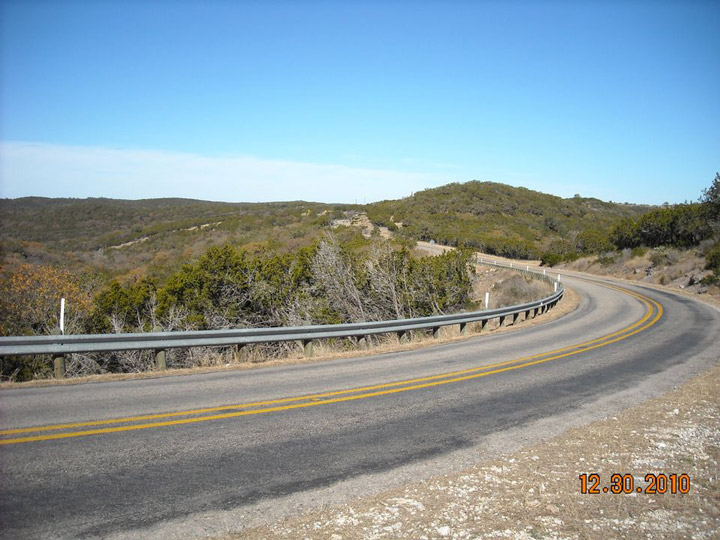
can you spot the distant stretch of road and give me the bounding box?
[1,272,719,539]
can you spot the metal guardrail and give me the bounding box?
[0,258,563,363]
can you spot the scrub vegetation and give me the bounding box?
[557,174,720,291]
[0,231,477,381]
[0,198,352,281]
[4,175,717,381]
[0,181,652,280]
[365,181,651,260]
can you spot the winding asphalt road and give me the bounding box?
[1,273,719,539]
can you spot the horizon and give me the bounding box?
[0,178,660,207]
[1,2,718,206]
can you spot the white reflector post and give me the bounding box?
[60,298,65,335]
[484,292,490,309]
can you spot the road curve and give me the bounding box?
[1,274,719,539]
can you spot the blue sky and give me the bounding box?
[1,0,718,204]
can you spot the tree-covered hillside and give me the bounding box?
[606,173,720,283]
[0,197,354,280]
[0,182,658,284]
[366,181,652,259]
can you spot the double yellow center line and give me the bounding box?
[0,283,663,446]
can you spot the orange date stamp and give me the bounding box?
[579,473,690,494]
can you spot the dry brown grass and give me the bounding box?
[562,249,720,304]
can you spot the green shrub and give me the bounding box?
[649,248,668,267]
[575,229,613,254]
[540,252,564,267]
[596,254,617,266]
[610,203,712,249]
[563,252,581,262]
[705,241,720,275]
[630,246,648,258]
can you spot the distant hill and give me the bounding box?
[366,181,652,259]
[0,197,352,280]
[0,181,653,279]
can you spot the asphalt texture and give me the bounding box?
[1,274,719,539]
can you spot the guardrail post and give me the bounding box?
[480,319,488,332]
[397,330,407,343]
[49,328,66,379]
[152,325,167,371]
[432,326,441,339]
[525,309,530,321]
[155,348,167,370]
[499,315,505,327]
[533,307,539,318]
[511,313,519,325]
[234,344,248,362]
[459,322,467,336]
[53,353,66,379]
[302,339,313,357]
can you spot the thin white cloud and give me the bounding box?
[0,141,449,203]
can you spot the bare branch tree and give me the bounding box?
[312,235,372,322]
